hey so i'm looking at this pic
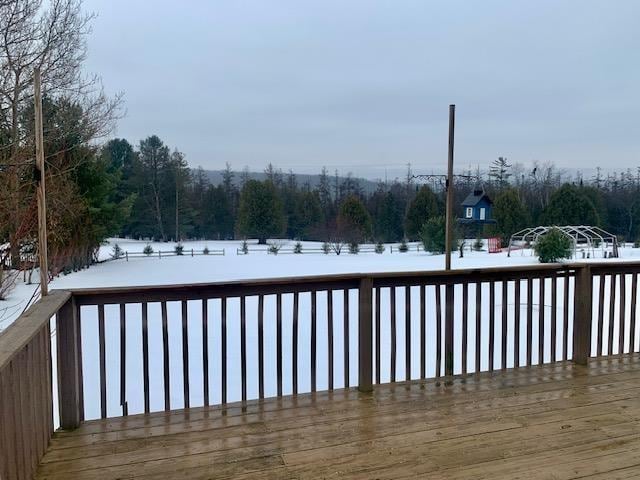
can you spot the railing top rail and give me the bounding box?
[0,289,70,370]
[63,262,590,305]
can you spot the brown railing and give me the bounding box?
[1,262,639,478]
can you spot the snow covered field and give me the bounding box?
[2,238,639,422]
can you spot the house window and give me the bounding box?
[465,207,473,218]
[480,208,486,220]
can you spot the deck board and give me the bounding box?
[37,355,640,479]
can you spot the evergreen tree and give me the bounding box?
[236,180,285,244]
[489,157,512,189]
[337,195,372,243]
[490,188,530,241]
[541,184,601,226]
[404,186,440,240]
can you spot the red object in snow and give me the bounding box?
[488,237,502,253]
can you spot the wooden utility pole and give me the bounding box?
[444,105,455,378]
[445,104,455,270]
[34,68,49,296]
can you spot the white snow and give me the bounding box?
[2,238,639,423]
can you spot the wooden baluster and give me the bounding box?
[311,290,317,392]
[344,290,350,388]
[551,275,558,362]
[328,290,334,390]
[619,274,626,355]
[435,285,442,378]
[596,275,605,356]
[608,274,616,356]
[258,295,264,399]
[462,283,468,375]
[475,282,482,373]
[630,273,638,353]
[181,300,191,408]
[161,302,170,411]
[99,304,107,418]
[120,304,128,416]
[375,287,381,384]
[202,299,209,407]
[358,277,373,392]
[539,277,546,364]
[445,283,454,377]
[514,280,521,368]
[76,302,84,422]
[501,280,508,370]
[526,278,533,367]
[405,286,411,381]
[563,273,570,361]
[420,285,426,379]
[489,282,495,372]
[277,293,283,396]
[142,303,150,413]
[292,292,299,394]
[241,296,247,402]
[391,287,397,382]
[221,297,227,404]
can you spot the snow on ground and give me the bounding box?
[2,239,639,422]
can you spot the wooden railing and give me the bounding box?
[1,262,639,478]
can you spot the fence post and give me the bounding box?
[573,265,592,365]
[191,249,194,257]
[125,251,128,262]
[57,296,82,429]
[358,277,373,392]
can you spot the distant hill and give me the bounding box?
[199,169,381,193]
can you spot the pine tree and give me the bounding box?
[489,157,512,189]
[337,195,372,243]
[404,186,440,240]
[490,189,530,241]
[236,180,285,244]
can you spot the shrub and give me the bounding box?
[375,241,385,254]
[203,246,210,255]
[634,239,640,249]
[534,228,573,263]
[241,240,249,254]
[268,242,282,255]
[473,238,484,251]
[143,244,154,256]
[174,243,184,255]
[420,216,456,254]
[331,241,344,255]
[348,242,359,254]
[111,243,123,259]
[322,242,330,255]
[398,239,408,253]
[293,242,303,254]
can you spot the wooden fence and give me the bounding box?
[1,262,639,478]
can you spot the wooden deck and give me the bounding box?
[36,355,640,479]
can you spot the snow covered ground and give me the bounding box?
[2,238,639,422]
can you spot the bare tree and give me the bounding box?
[0,0,122,264]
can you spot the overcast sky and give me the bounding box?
[84,0,640,179]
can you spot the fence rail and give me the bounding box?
[1,262,639,478]
[111,248,225,261]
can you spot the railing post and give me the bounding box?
[358,277,373,392]
[57,296,82,429]
[573,265,592,365]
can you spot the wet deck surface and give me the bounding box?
[37,355,640,479]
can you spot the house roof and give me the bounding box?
[461,190,492,207]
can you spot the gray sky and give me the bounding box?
[84,0,640,179]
